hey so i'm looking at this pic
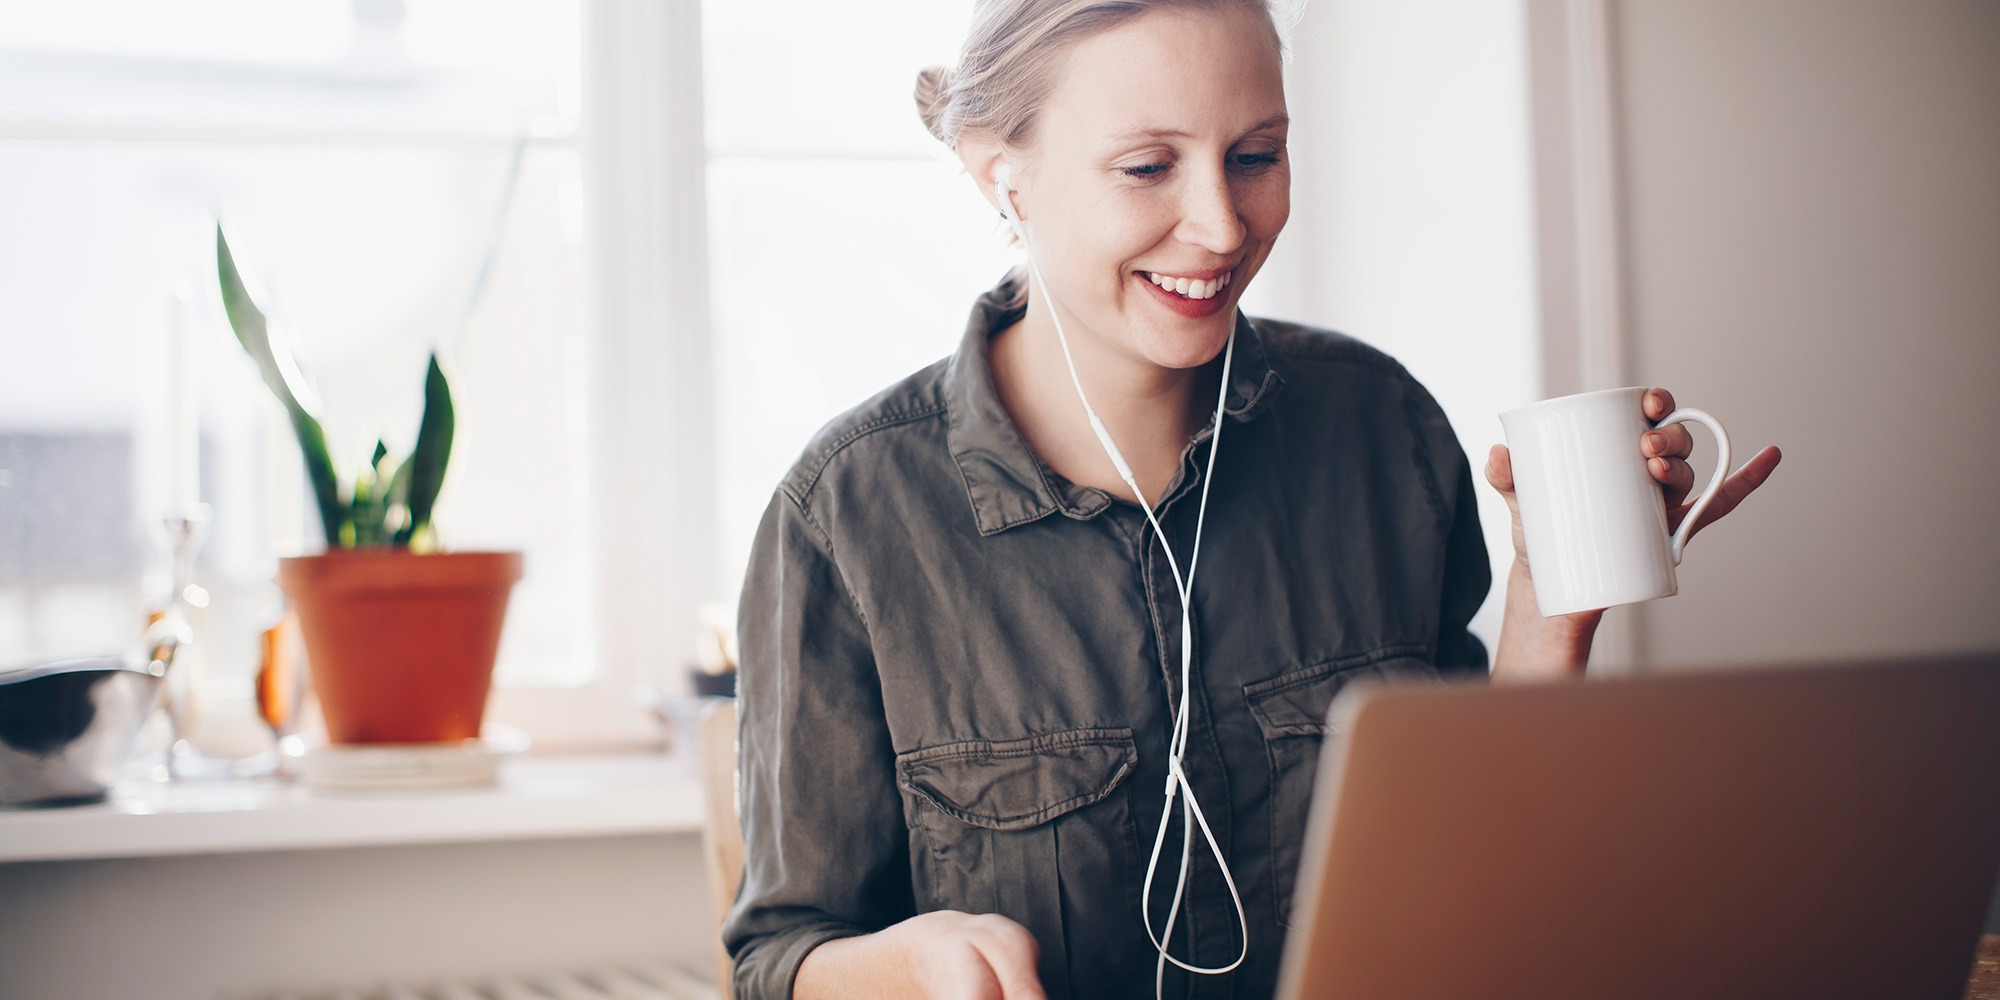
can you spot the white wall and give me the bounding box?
[0,834,714,1000]
[1251,0,1541,652]
[1598,1,2000,932]
[1605,0,2000,668]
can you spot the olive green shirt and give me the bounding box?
[724,275,1492,999]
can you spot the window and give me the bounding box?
[0,1,604,744]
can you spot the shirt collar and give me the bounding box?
[944,272,1284,536]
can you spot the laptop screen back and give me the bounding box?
[1275,654,2000,1000]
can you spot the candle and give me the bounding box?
[164,284,200,514]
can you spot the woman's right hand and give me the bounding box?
[796,910,1047,1000]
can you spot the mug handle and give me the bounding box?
[1656,408,1732,565]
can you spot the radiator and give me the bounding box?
[254,961,719,1000]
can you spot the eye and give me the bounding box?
[1120,161,1171,179]
[1231,151,1283,171]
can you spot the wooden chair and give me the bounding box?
[697,699,745,995]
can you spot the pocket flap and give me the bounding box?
[897,727,1137,831]
[1244,647,1440,740]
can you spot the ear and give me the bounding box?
[957,140,1018,220]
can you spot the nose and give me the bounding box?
[1174,165,1248,255]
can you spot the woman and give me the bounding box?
[723,2,1782,998]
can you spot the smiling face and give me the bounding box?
[999,3,1291,372]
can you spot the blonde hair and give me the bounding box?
[914,0,1299,151]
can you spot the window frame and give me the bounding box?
[506,0,719,748]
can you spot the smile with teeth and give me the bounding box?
[1144,270,1232,300]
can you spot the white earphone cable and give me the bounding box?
[1001,169,1249,992]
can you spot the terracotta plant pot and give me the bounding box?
[277,550,523,744]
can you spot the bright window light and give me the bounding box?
[0,4,592,698]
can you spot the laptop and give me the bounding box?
[1274,653,2000,1000]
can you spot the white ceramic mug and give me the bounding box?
[1499,386,1732,617]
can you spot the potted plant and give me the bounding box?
[217,225,522,745]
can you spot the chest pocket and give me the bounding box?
[1244,646,1445,927]
[896,726,1139,1000]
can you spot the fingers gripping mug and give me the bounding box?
[1499,386,1732,617]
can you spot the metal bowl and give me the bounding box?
[0,628,179,807]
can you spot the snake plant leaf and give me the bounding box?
[291,409,347,546]
[350,470,384,547]
[216,225,345,546]
[384,453,412,507]
[382,453,413,540]
[395,352,454,546]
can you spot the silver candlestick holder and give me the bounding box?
[154,504,211,780]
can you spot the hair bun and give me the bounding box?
[914,65,954,144]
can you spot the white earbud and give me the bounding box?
[993,163,1027,243]
[993,157,1248,995]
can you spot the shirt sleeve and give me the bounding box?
[1434,444,1493,676]
[723,488,914,999]
[1401,373,1494,677]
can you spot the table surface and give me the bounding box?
[1967,935,2000,999]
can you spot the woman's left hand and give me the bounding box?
[1627,387,1783,538]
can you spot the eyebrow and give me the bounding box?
[1108,113,1291,143]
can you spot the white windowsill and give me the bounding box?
[0,752,706,864]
